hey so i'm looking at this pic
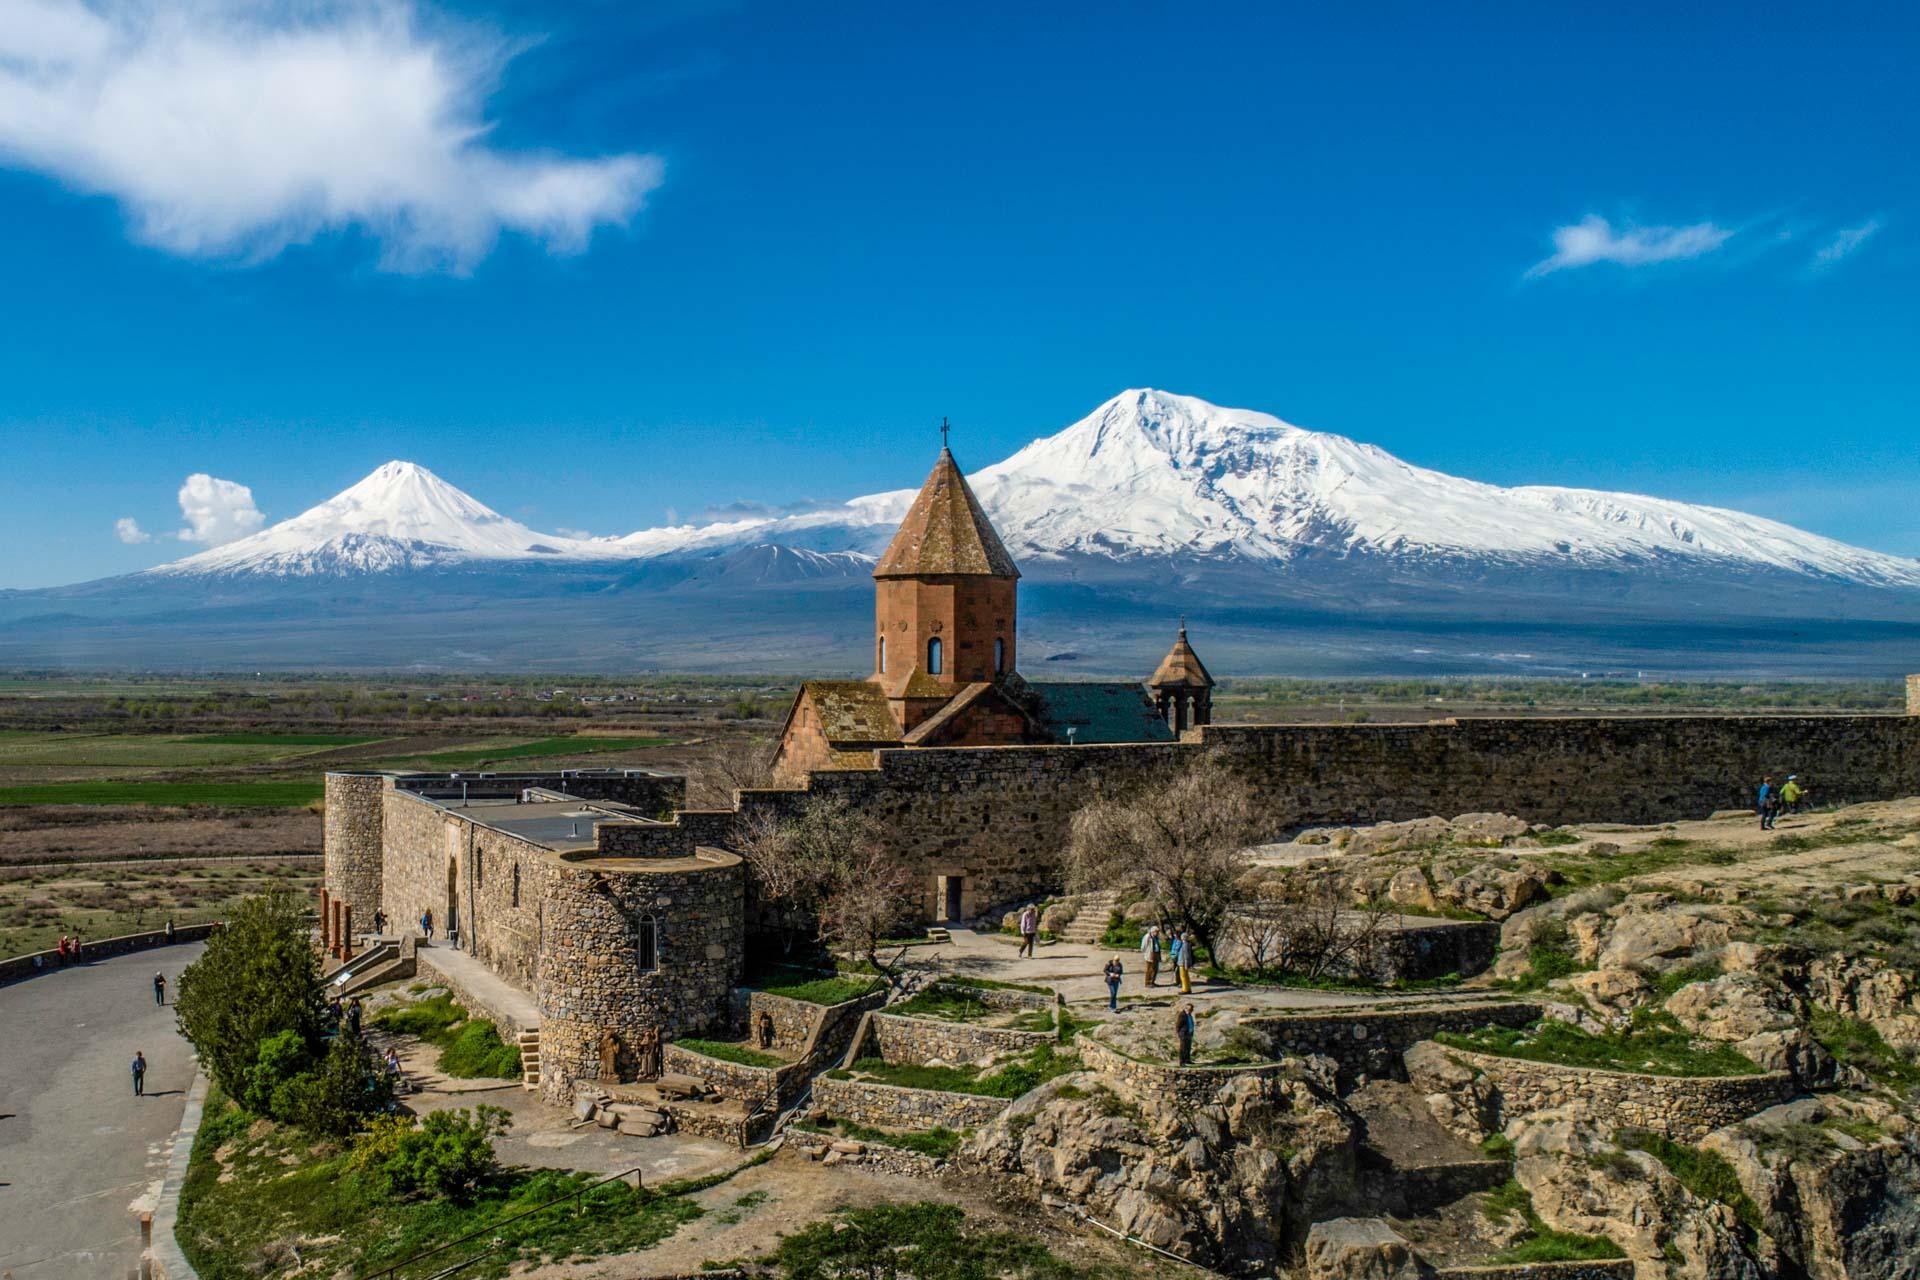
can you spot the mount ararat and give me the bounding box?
[7,390,1918,675]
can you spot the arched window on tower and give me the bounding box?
[927,636,944,675]
[994,637,1006,674]
[634,914,658,973]
[877,635,887,674]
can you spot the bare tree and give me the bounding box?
[733,795,917,970]
[685,735,776,809]
[1239,870,1398,981]
[1066,755,1263,963]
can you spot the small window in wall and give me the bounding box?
[927,636,944,675]
[994,637,1006,674]
[511,863,521,908]
[877,635,887,673]
[474,847,483,887]
[634,914,658,973]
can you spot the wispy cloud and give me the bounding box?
[0,0,664,271]
[1526,215,1733,279]
[175,474,264,545]
[114,516,150,544]
[1810,219,1882,270]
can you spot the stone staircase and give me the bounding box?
[1056,891,1122,945]
[517,1028,541,1091]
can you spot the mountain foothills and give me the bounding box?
[7,390,1920,674]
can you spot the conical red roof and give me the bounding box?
[1149,625,1213,688]
[873,448,1019,579]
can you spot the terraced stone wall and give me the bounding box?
[865,1012,1054,1066]
[1079,1034,1296,1108]
[1244,1002,1543,1086]
[1406,1042,1795,1141]
[811,1074,1012,1130]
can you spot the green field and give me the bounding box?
[187,732,388,747]
[394,735,674,768]
[0,733,317,768]
[0,781,326,808]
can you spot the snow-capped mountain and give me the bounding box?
[140,390,1920,589]
[150,460,610,577]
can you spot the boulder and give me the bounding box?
[1566,967,1652,1021]
[596,1109,619,1129]
[1666,972,1795,1042]
[1347,817,1451,857]
[1430,859,1547,920]
[1567,912,1613,966]
[1040,902,1077,934]
[572,1096,599,1123]
[1304,1218,1423,1280]
[1385,867,1438,913]
[1448,812,1532,846]
[1597,910,1732,972]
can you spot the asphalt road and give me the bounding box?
[0,943,204,1278]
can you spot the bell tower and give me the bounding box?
[870,440,1019,725]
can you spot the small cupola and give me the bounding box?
[1148,622,1214,732]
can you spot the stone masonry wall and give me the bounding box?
[1406,1042,1796,1141]
[812,1074,1012,1131]
[1908,674,1920,717]
[535,852,744,1103]
[620,714,1920,922]
[867,1013,1054,1066]
[415,947,536,1036]
[1244,1002,1543,1086]
[742,990,824,1054]
[1079,1034,1296,1108]
[323,773,387,926]
[661,1043,791,1109]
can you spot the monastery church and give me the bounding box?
[772,443,1215,778]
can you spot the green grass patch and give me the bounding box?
[675,1038,784,1069]
[1480,1179,1626,1265]
[832,1044,1080,1098]
[794,1115,966,1159]
[1808,1008,1920,1088]
[768,1201,1085,1280]
[1652,961,1724,1001]
[1494,943,1588,993]
[751,971,883,1006]
[1437,1011,1763,1077]
[177,1092,702,1279]
[888,986,997,1022]
[1099,910,1145,950]
[1207,963,1464,993]
[371,994,520,1080]
[1617,1129,1762,1230]
[0,780,324,807]
[1546,839,1741,893]
[186,732,387,747]
[404,735,673,767]
[937,974,1053,995]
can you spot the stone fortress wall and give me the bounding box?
[616,712,1920,918]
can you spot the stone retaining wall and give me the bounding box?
[812,1074,1012,1131]
[0,922,222,986]
[415,946,537,1036]
[1434,1262,1636,1280]
[1079,1033,1294,1108]
[1244,1001,1543,1086]
[867,1012,1055,1066]
[1407,1042,1796,1141]
[662,1042,804,1109]
[933,980,1055,1013]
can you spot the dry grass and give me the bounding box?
[0,857,319,955]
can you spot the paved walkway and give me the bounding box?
[412,939,541,1031]
[0,943,205,1278]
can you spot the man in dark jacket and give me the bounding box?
[1174,1003,1197,1067]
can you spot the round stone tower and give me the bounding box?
[323,772,388,929]
[535,850,745,1103]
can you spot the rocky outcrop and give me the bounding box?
[1512,1109,1769,1280]
[965,1069,1360,1270]
[1799,953,1920,1052]
[1305,1218,1423,1280]
[1703,1097,1920,1280]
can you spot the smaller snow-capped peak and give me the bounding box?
[151,461,600,578]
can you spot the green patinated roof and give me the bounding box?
[1020,681,1173,745]
[801,681,903,745]
[873,448,1020,579]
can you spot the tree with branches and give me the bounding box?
[1066,755,1264,964]
[734,795,918,968]
[1227,870,1397,981]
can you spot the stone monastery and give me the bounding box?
[322,445,1920,1107]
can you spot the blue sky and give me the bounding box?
[1,0,1915,588]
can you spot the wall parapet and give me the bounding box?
[811,1074,1011,1131]
[1406,1041,1795,1142]
[1243,1000,1543,1086]
[1,922,222,986]
[1079,1033,1294,1108]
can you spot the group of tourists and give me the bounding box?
[53,934,84,964]
[1756,774,1811,830]
[1139,923,1195,993]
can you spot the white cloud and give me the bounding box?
[1811,219,1882,269]
[175,473,264,545]
[114,516,151,544]
[0,0,663,271]
[1526,215,1733,278]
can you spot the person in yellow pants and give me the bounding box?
[1174,931,1193,993]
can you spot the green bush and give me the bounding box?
[355,1105,509,1204]
[174,893,327,1103]
[769,1202,1076,1280]
[241,1029,312,1117]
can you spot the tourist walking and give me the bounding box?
[131,1051,147,1097]
[1781,775,1804,815]
[1103,957,1124,1011]
[373,908,387,935]
[1174,1003,1196,1067]
[1175,930,1194,993]
[152,971,166,1006]
[420,909,434,941]
[1018,904,1039,958]
[1141,924,1162,987]
[1757,776,1779,830]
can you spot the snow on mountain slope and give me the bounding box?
[151,460,603,577]
[142,393,1920,589]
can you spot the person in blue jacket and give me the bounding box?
[1756,776,1779,830]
